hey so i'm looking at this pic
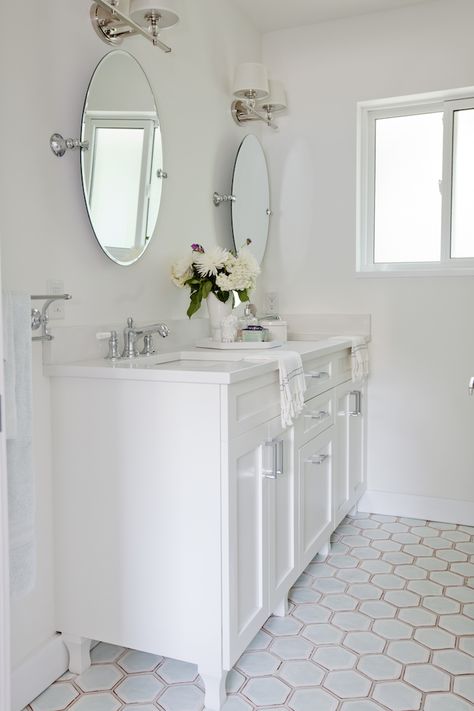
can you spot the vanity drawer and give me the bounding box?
[225,371,280,438]
[337,349,352,383]
[303,355,334,400]
[303,349,351,400]
[296,391,334,446]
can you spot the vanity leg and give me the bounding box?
[62,634,91,674]
[199,668,228,711]
[273,595,289,617]
[320,541,331,557]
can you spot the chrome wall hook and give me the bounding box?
[50,133,89,158]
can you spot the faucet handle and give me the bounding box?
[469,376,474,395]
[127,317,134,328]
[96,330,121,360]
[140,334,156,356]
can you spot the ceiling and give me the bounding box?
[232,0,435,33]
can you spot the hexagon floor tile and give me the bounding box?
[26,514,474,711]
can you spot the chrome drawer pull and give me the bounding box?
[305,454,329,465]
[349,390,362,417]
[263,439,284,479]
[304,371,329,379]
[304,410,330,421]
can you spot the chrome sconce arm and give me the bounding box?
[231,98,279,130]
[90,0,179,53]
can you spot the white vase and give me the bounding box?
[206,292,233,342]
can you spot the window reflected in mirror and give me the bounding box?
[81,50,164,266]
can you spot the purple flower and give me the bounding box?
[191,243,204,253]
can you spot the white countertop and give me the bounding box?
[44,338,353,385]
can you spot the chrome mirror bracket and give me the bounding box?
[50,134,89,158]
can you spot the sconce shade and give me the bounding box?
[129,0,179,28]
[260,80,287,112]
[233,62,269,100]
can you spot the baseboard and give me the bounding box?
[12,634,68,711]
[358,490,474,526]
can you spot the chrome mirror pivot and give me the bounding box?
[50,133,89,158]
[213,192,236,207]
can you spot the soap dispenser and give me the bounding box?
[244,303,259,326]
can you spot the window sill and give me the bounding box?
[356,264,474,278]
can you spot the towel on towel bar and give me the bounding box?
[2,291,35,598]
[246,350,307,428]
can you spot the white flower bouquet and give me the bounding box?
[171,242,260,318]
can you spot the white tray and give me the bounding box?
[195,339,284,350]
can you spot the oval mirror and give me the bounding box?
[231,135,270,264]
[81,51,164,266]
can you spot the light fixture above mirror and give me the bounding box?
[231,62,288,130]
[90,0,179,53]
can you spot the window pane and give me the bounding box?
[451,108,474,259]
[374,112,443,263]
[90,127,144,250]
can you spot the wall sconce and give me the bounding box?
[231,63,288,130]
[90,0,179,53]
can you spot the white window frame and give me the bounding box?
[357,86,474,276]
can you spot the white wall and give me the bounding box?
[262,0,474,507]
[0,0,260,672]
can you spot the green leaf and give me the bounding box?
[187,284,204,318]
[202,280,213,299]
[238,289,249,302]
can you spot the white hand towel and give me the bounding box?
[246,350,307,428]
[348,336,369,383]
[2,291,35,598]
[2,291,17,439]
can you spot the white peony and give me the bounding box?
[216,267,256,292]
[215,247,260,292]
[171,255,194,288]
[194,247,230,277]
[233,247,261,278]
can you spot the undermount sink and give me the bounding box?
[151,359,251,373]
[111,338,345,370]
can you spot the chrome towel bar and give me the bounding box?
[31,294,72,342]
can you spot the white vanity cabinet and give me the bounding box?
[47,341,366,711]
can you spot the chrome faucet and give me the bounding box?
[469,376,474,396]
[122,317,170,358]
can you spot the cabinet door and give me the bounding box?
[334,382,366,527]
[348,387,366,499]
[334,385,350,526]
[298,428,334,570]
[224,424,269,667]
[265,419,297,612]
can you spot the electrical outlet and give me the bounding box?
[263,291,279,315]
[47,279,65,319]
